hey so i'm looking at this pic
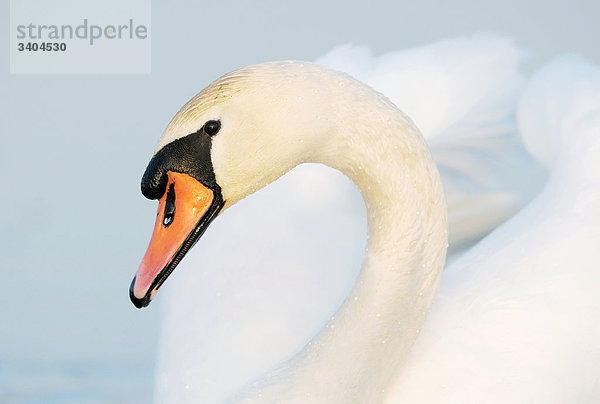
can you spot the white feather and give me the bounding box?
[151,38,598,403]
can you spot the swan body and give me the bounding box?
[131,39,600,402]
[386,56,600,402]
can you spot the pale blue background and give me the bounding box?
[1,0,599,402]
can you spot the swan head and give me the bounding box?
[130,61,345,308]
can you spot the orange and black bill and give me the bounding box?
[129,171,223,308]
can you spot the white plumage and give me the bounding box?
[150,36,599,402]
[388,55,600,402]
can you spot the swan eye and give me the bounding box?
[203,120,221,137]
[163,183,176,227]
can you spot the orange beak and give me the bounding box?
[130,171,221,308]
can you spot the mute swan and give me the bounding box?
[130,48,600,402]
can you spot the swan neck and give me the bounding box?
[238,99,448,402]
[317,115,447,401]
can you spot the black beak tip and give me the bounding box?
[129,276,152,309]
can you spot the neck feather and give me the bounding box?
[233,83,448,403]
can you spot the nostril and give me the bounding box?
[163,183,176,227]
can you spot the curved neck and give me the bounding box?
[233,84,448,403]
